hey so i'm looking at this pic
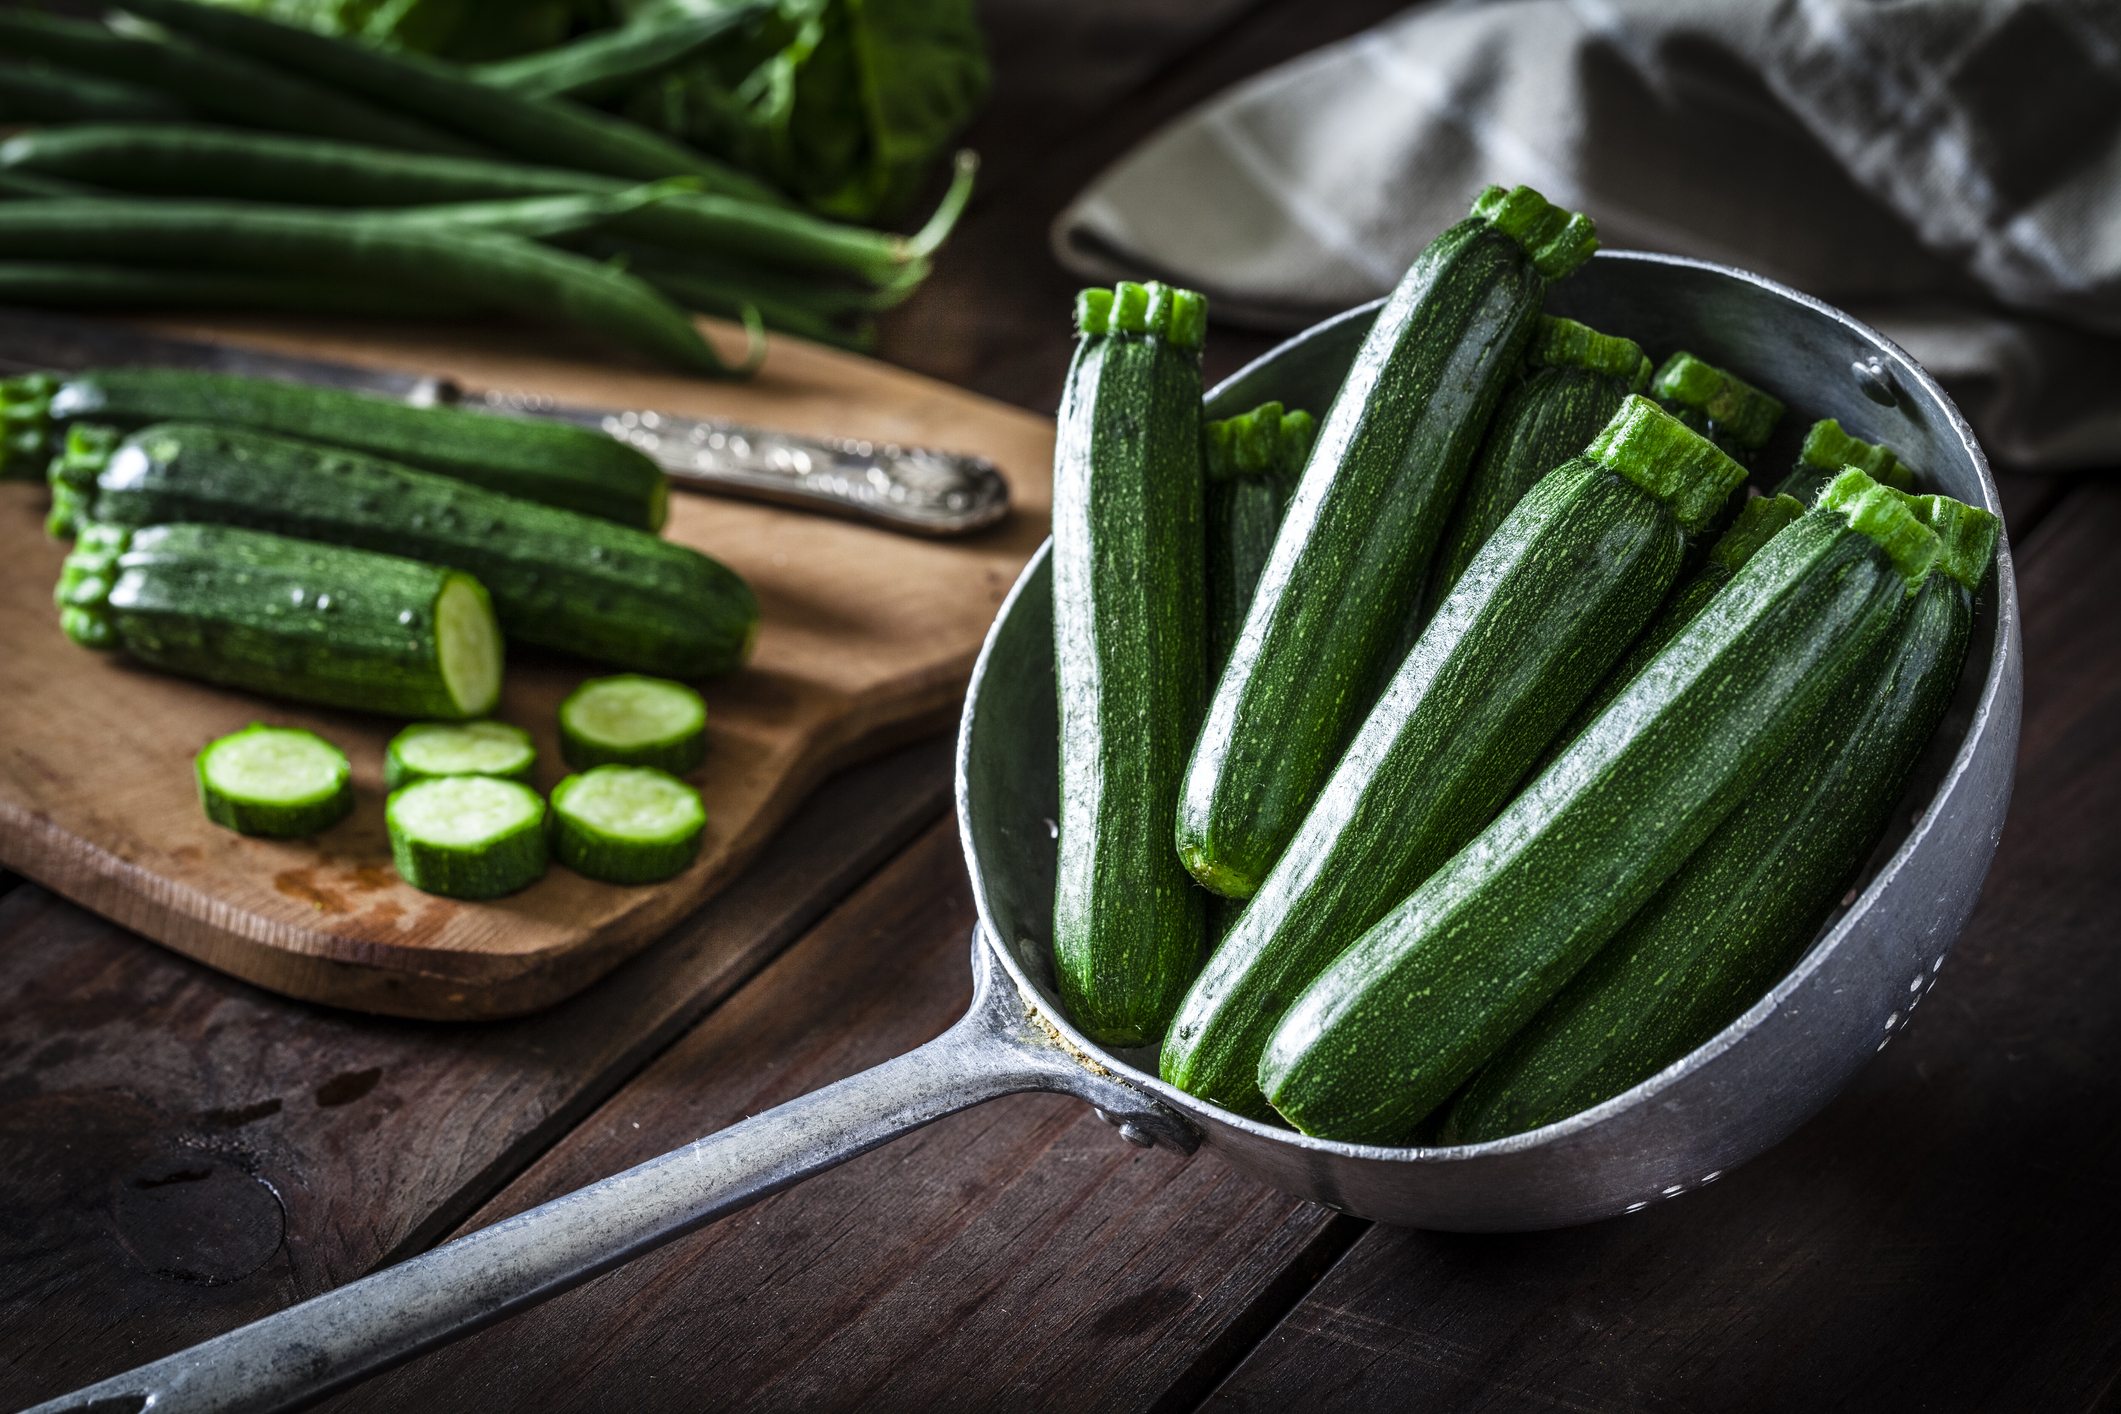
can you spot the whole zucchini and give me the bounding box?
[78,422,756,679]
[1177,184,1598,900]
[1441,490,1998,1142]
[1202,399,1313,680]
[1258,470,1941,1143]
[57,521,502,718]
[1421,315,1650,615]
[1052,280,1211,1047]
[3,366,668,530]
[1161,398,1743,1115]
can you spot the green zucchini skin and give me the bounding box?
[1176,218,1548,899]
[1053,282,1210,1047]
[1161,458,1686,1115]
[57,522,500,719]
[1258,491,1933,1143]
[1439,566,1974,1143]
[87,423,756,679]
[23,367,667,530]
[1203,401,1312,680]
[387,777,549,900]
[1550,492,1807,756]
[1421,364,1635,617]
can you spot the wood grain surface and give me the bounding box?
[0,737,953,1410]
[0,317,1053,1019]
[325,819,1358,1414]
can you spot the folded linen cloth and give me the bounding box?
[1053,0,2121,470]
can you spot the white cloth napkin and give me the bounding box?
[1053,0,2121,469]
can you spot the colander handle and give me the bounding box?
[24,929,1190,1414]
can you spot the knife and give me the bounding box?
[0,308,1011,538]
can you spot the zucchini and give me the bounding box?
[1178,185,1598,900]
[1421,315,1650,614]
[1052,279,1211,1047]
[1441,490,1998,1142]
[387,775,549,900]
[57,521,503,718]
[558,674,707,774]
[1203,400,1313,680]
[196,724,353,838]
[2,367,668,530]
[1774,418,1915,506]
[385,719,537,790]
[75,422,757,679]
[1649,351,1785,455]
[550,765,707,885]
[1161,397,1743,1115]
[1257,470,1941,1143]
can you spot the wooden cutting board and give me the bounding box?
[0,315,1053,1020]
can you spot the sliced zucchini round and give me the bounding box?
[195,724,353,839]
[386,775,548,900]
[557,674,706,774]
[550,766,706,885]
[385,720,537,790]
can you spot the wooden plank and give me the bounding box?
[328,820,1347,1414]
[1199,486,2121,1413]
[0,736,953,1411]
[0,316,1053,1018]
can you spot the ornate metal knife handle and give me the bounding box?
[471,389,1012,538]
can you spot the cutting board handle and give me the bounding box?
[27,928,1195,1414]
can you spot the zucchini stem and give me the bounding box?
[1073,279,1208,349]
[1471,184,1599,281]
[1584,395,1748,533]
[1527,315,1650,390]
[1649,352,1785,452]
[1801,417,1914,490]
[1820,469,1942,587]
[1203,401,1314,482]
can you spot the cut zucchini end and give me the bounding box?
[1076,281,1208,348]
[559,674,708,773]
[196,724,354,839]
[1471,185,1599,280]
[1585,395,1748,533]
[434,573,503,719]
[386,719,537,790]
[551,766,706,886]
[0,371,55,480]
[1800,418,1914,489]
[1910,494,2000,592]
[1204,401,1313,482]
[1708,493,1805,576]
[646,475,671,534]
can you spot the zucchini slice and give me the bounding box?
[558,674,707,773]
[57,521,503,718]
[1441,494,1997,1142]
[195,723,353,838]
[1257,470,1941,1143]
[1178,184,1596,901]
[385,720,537,790]
[1161,396,1743,1116]
[550,766,706,885]
[1052,279,1212,1047]
[386,775,548,899]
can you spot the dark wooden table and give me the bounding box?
[3,3,2116,1411]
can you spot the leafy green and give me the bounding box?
[617,0,987,222]
[193,0,610,62]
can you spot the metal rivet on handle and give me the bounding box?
[1852,356,1902,408]
[1117,1122,1156,1149]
